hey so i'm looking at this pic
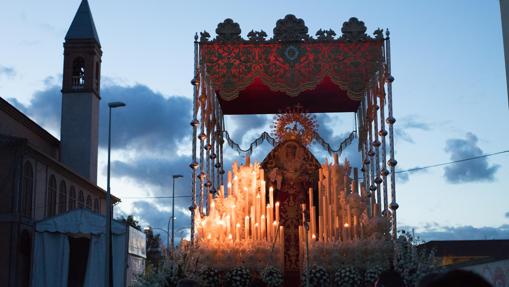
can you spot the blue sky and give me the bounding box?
[0,0,508,242]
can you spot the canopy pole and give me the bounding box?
[190,33,199,245]
[199,78,206,215]
[379,80,389,214]
[385,30,398,240]
[367,91,377,216]
[373,89,382,216]
[206,89,212,200]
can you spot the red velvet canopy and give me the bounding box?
[199,18,385,115]
[217,77,360,114]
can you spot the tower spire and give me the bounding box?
[65,0,100,45]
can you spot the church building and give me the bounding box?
[0,1,122,286]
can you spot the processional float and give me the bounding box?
[188,15,398,283]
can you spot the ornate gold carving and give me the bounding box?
[272,105,318,146]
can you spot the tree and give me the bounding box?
[118,214,142,231]
[145,228,163,270]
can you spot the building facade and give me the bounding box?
[0,1,120,286]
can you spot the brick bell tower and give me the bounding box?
[60,0,101,183]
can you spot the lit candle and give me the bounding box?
[250,206,255,239]
[244,216,249,240]
[233,175,238,197]
[310,206,316,239]
[267,204,272,240]
[255,223,259,241]
[261,214,266,240]
[308,187,313,210]
[244,187,249,215]
[210,200,215,218]
[261,180,266,216]
[256,193,261,227]
[275,202,280,223]
[236,223,240,242]
[269,186,274,209]
[227,170,232,195]
[319,215,323,241]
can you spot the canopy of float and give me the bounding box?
[198,16,385,115]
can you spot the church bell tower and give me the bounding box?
[60,0,101,183]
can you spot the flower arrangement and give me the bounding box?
[394,231,440,286]
[333,266,362,287]
[261,266,284,287]
[199,267,221,287]
[309,239,392,271]
[364,265,384,286]
[225,266,252,287]
[301,265,330,287]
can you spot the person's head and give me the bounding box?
[375,269,406,287]
[418,270,492,287]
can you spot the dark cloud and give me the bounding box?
[407,224,509,242]
[395,116,430,144]
[443,132,499,183]
[130,200,191,246]
[8,85,62,133]
[227,114,269,142]
[8,82,191,152]
[98,84,191,150]
[111,156,190,190]
[505,212,509,219]
[0,65,16,79]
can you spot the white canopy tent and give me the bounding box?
[32,208,127,287]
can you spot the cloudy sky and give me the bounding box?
[0,0,508,243]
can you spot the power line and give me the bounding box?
[122,195,192,199]
[395,150,509,174]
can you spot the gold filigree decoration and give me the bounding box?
[271,105,318,146]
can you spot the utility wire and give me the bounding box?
[122,195,192,199]
[395,150,509,174]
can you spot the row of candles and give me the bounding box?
[301,156,366,245]
[196,156,369,246]
[196,160,283,245]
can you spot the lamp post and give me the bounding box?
[105,101,126,287]
[171,174,183,258]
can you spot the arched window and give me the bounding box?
[78,190,84,208]
[47,175,57,217]
[69,186,76,210]
[58,181,67,214]
[93,198,100,212]
[86,195,92,209]
[21,162,34,218]
[72,57,85,89]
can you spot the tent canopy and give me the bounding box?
[33,208,127,287]
[199,15,385,115]
[35,208,126,235]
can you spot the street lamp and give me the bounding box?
[105,101,126,287]
[171,174,183,257]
